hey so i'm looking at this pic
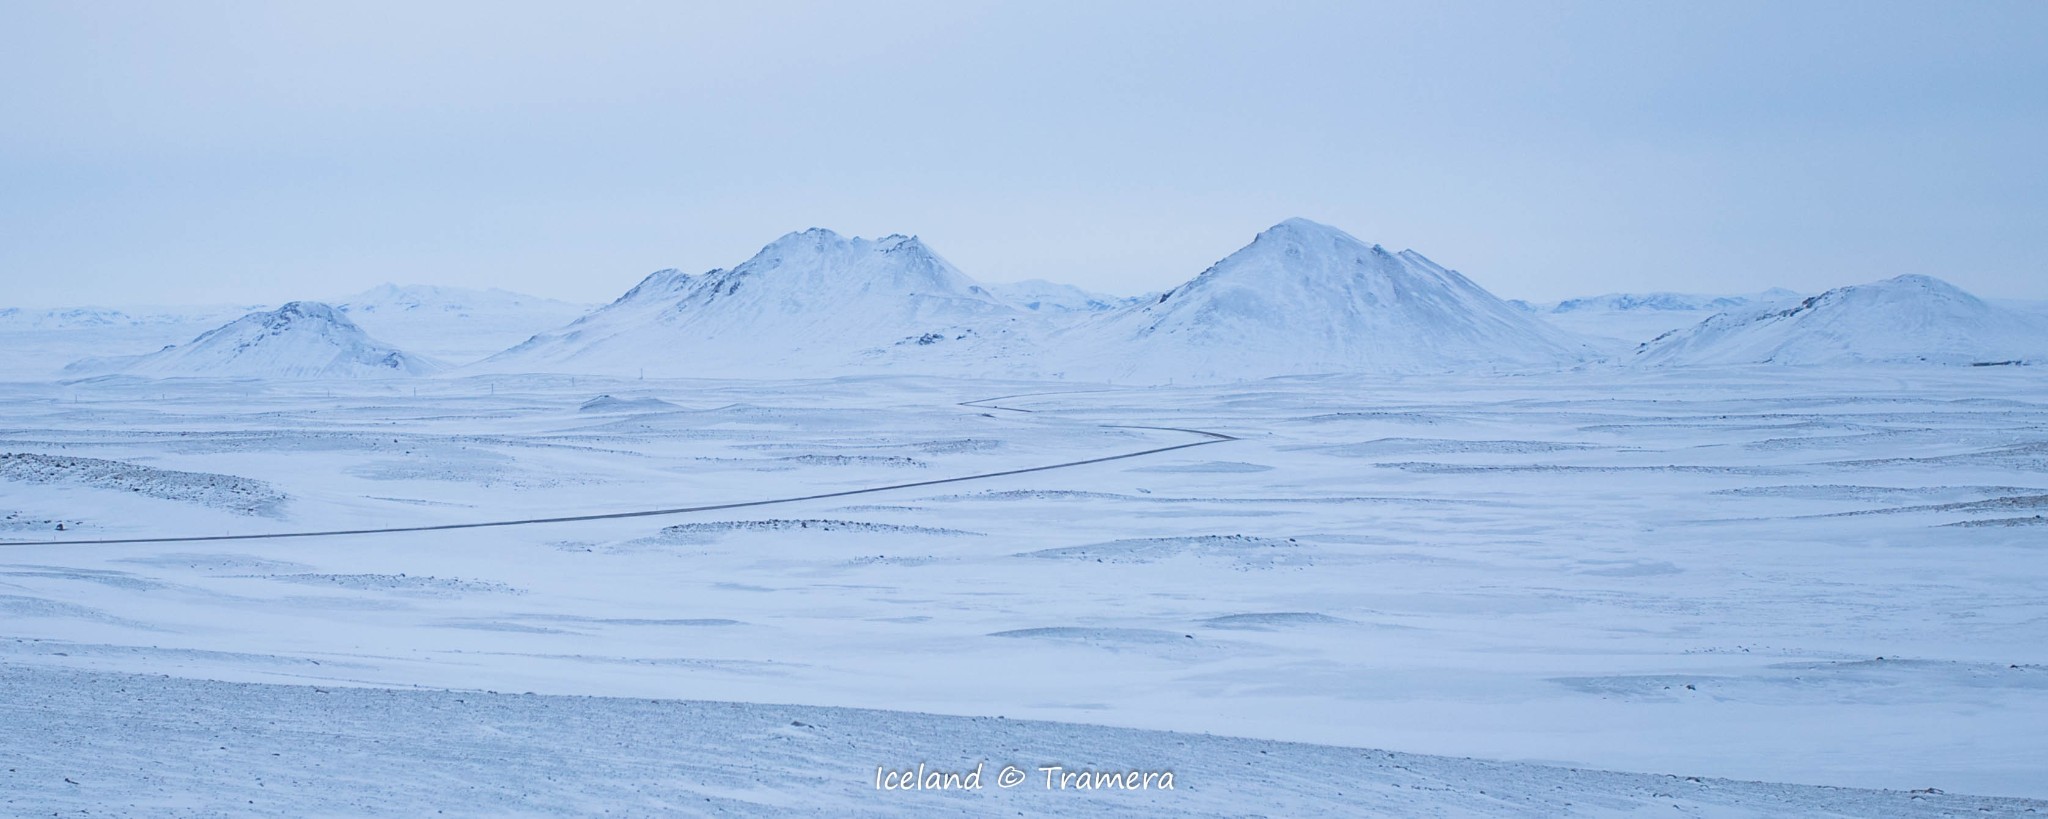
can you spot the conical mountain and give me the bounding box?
[1050,219,1592,382]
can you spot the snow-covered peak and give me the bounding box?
[66,301,441,378]
[756,227,844,253]
[1261,217,1355,241]
[683,228,984,299]
[1857,274,1974,301]
[1157,220,1366,304]
[1769,275,1986,325]
[751,227,935,260]
[614,268,699,304]
[1053,220,1594,381]
[477,227,1029,378]
[1634,274,2046,366]
[1150,219,1529,324]
[1230,218,1383,263]
[262,300,347,327]
[724,228,962,288]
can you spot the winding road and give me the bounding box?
[2,391,1236,546]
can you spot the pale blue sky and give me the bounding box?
[3,1,2044,307]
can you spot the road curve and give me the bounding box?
[2,392,1235,547]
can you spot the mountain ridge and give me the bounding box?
[475,228,1036,378]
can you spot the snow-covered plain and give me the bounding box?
[3,366,2046,814]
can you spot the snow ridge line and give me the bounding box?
[0,393,1234,546]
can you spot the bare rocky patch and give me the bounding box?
[0,452,285,515]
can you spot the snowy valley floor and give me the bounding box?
[1,368,2045,814]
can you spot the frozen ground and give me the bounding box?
[2,367,2046,813]
[6,664,2041,817]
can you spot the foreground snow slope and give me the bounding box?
[1634,275,2048,366]
[63,301,442,378]
[1053,219,1594,382]
[478,229,1037,377]
[4,664,2038,817]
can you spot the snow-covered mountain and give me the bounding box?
[65,301,442,378]
[476,229,1038,378]
[1633,275,2047,366]
[1048,219,1594,382]
[334,284,594,365]
[986,280,1137,313]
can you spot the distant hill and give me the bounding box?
[1633,275,2046,366]
[66,301,441,378]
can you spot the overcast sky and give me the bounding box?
[3,1,2044,307]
